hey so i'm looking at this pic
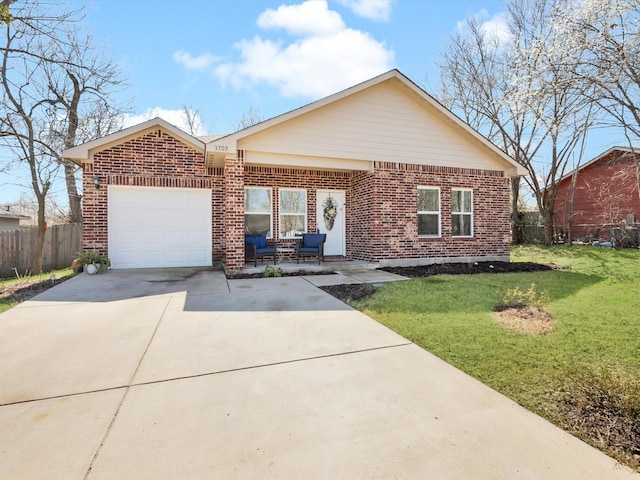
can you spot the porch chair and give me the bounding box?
[244,235,277,267]
[296,233,326,264]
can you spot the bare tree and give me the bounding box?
[4,191,69,226]
[180,104,207,136]
[0,1,124,271]
[41,29,126,223]
[508,0,597,244]
[437,0,595,245]
[235,106,263,131]
[558,0,640,198]
[583,164,638,229]
[437,15,546,243]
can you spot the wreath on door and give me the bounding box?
[322,196,339,231]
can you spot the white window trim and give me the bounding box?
[417,186,441,237]
[245,186,273,238]
[452,188,474,238]
[279,187,307,239]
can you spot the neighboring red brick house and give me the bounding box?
[554,147,640,240]
[63,70,525,272]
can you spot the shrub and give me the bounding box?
[560,365,640,470]
[495,283,549,311]
[263,265,283,278]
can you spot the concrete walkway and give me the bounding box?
[0,268,637,479]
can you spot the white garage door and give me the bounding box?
[108,186,212,269]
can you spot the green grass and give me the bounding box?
[0,268,75,314]
[352,245,640,468]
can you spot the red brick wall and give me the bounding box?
[224,151,245,271]
[243,162,510,266]
[82,129,224,260]
[351,171,375,258]
[351,162,510,263]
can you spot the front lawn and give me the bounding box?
[352,245,640,471]
[0,268,76,313]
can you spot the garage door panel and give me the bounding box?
[114,215,141,230]
[187,251,209,264]
[167,193,187,209]
[108,186,212,269]
[144,210,166,228]
[169,214,191,230]
[165,231,188,247]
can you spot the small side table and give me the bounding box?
[277,242,297,262]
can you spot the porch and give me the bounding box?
[239,258,380,276]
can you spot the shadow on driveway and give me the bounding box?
[28,267,353,312]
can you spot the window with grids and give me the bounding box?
[417,187,440,236]
[244,187,272,237]
[452,189,473,237]
[279,188,306,238]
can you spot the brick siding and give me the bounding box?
[82,129,222,259]
[83,129,511,271]
[355,162,510,263]
[224,151,245,270]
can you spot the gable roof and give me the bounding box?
[207,69,526,177]
[0,210,30,220]
[63,117,205,164]
[63,70,525,177]
[557,146,639,186]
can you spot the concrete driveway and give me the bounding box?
[0,269,637,479]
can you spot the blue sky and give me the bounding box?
[0,0,624,207]
[87,0,507,133]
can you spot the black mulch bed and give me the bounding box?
[1,275,73,303]
[320,283,377,303]
[228,261,558,302]
[380,261,557,277]
[321,261,558,304]
[226,269,336,279]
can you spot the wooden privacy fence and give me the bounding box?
[0,223,82,278]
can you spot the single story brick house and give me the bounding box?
[64,69,525,272]
[554,146,640,240]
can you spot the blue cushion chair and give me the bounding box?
[244,235,277,267]
[296,233,326,264]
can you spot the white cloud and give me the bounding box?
[122,108,208,136]
[458,10,512,44]
[336,0,392,22]
[172,50,219,71]
[216,29,393,98]
[214,0,395,98]
[479,11,511,43]
[257,1,345,36]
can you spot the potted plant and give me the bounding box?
[76,250,111,275]
[71,258,83,274]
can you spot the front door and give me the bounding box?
[316,190,345,256]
